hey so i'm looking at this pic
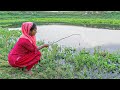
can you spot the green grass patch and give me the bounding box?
[0,11,120,29]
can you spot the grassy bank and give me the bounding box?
[0,28,120,79]
[1,11,120,29]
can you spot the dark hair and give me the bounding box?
[30,23,36,31]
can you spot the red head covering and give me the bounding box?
[20,22,37,47]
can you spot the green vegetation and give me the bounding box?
[0,28,120,79]
[0,11,120,79]
[1,11,120,29]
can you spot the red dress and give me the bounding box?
[8,38,41,71]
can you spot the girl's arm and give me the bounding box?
[21,39,49,51]
[37,44,49,50]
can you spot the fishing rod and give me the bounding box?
[48,34,81,46]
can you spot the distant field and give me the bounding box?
[0,11,120,29]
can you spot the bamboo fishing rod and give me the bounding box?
[48,34,81,46]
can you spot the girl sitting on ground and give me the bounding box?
[8,22,49,75]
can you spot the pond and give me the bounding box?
[8,25,120,53]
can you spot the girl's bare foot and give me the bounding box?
[24,70,33,75]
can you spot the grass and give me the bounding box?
[0,28,120,79]
[1,11,120,29]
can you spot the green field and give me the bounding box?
[0,11,120,79]
[1,11,120,29]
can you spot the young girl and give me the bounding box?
[8,22,49,75]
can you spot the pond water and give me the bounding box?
[8,25,120,53]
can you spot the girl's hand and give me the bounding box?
[37,44,49,50]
